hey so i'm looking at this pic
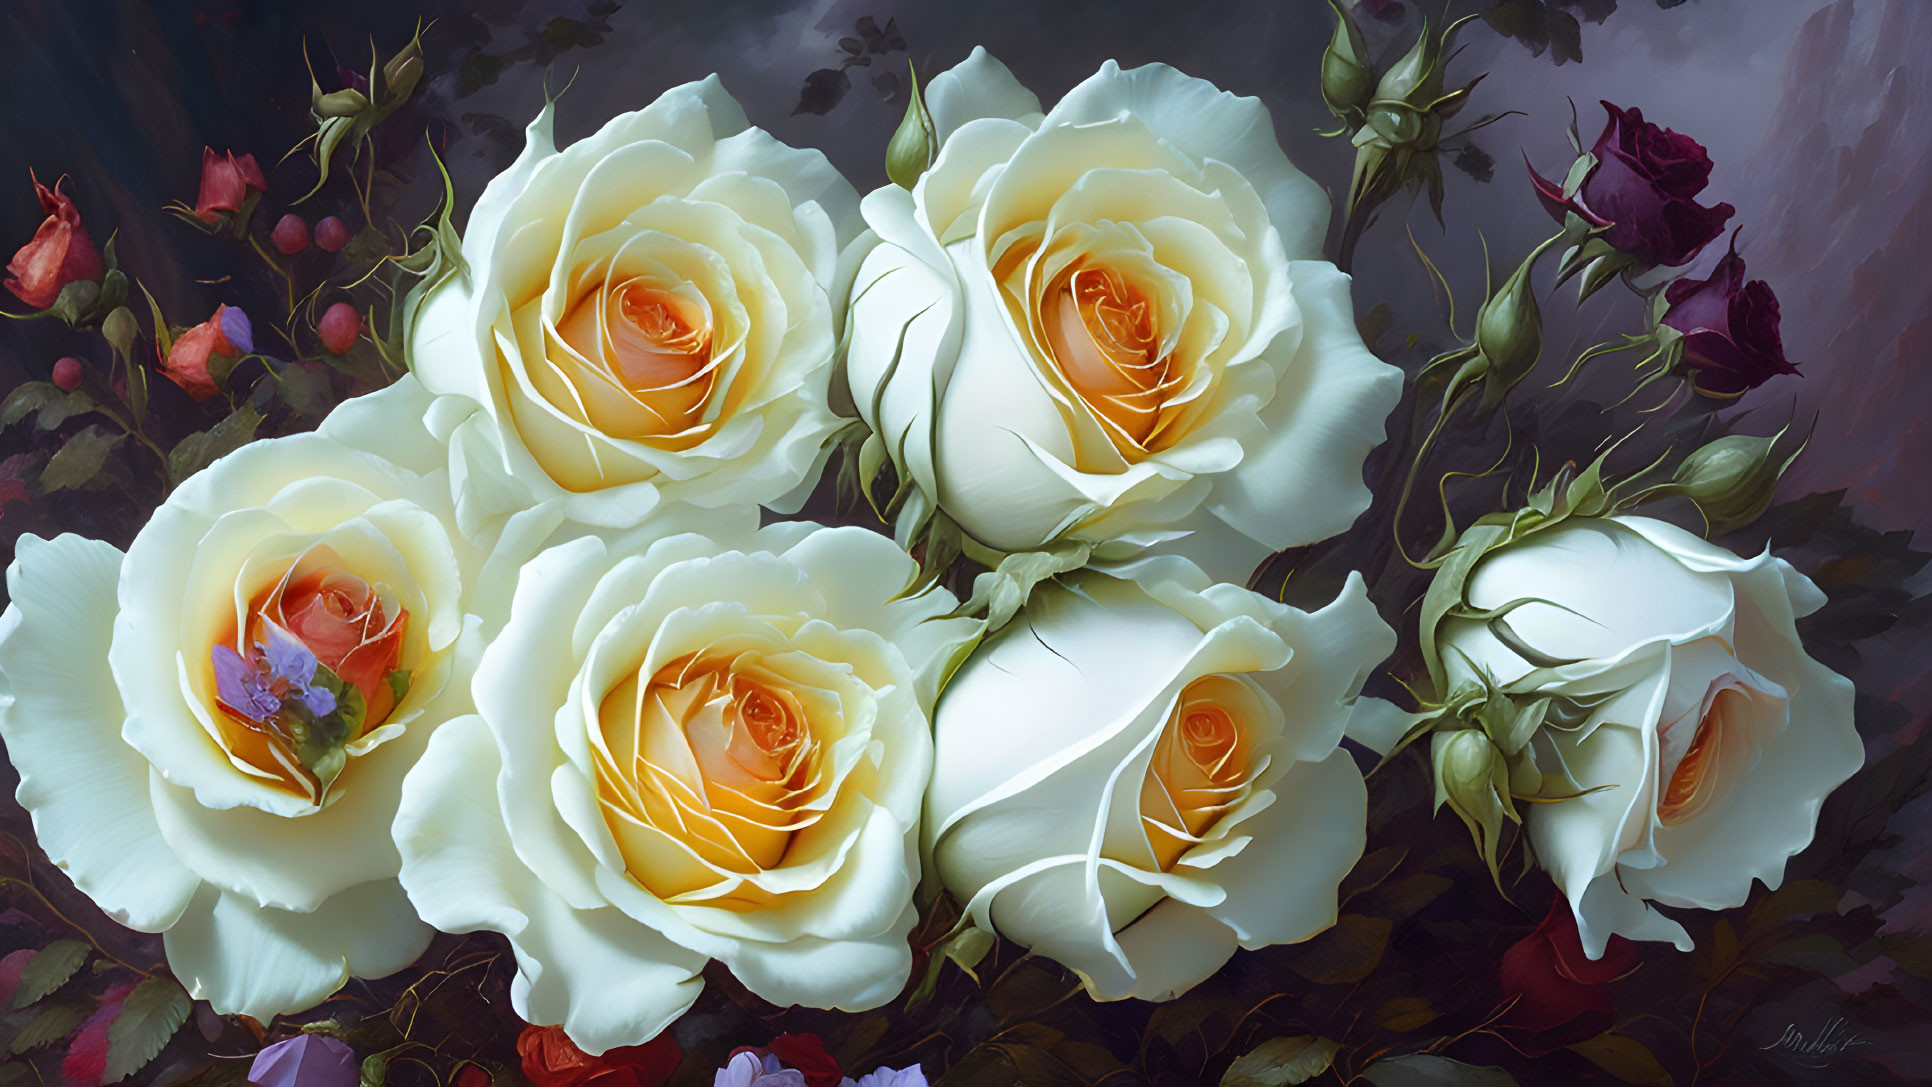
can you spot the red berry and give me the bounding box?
[52,356,83,391]
[314,216,350,253]
[270,213,310,254]
[318,302,361,355]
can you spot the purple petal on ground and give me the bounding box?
[247,1034,359,1087]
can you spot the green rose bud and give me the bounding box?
[1432,727,1517,879]
[102,305,139,360]
[1473,236,1559,409]
[314,88,370,119]
[1320,0,1375,121]
[1672,430,1794,535]
[885,61,937,191]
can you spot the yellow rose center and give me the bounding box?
[592,653,828,903]
[1658,686,1744,826]
[1043,265,1177,453]
[553,280,717,440]
[1139,675,1257,871]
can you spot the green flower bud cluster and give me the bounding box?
[299,23,427,203]
[1343,15,1484,225]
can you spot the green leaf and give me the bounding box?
[139,284,173,360]
[0,382,61,430]
[384,670,411,706]
[7,1002,87,1052]
[167,403,262,486]
[0,1061,35,1087]
[11,941,89,1009]
[1220,1036,1339,1087]
[950,539,1091,632]
[1370,996,1440,1034]
[1360,1054,1520,1086]
[41,426,125,493]
[1566,1033,1672,1087]
[103,977,190,1083]
[36,389,97,431]
[905,923,995,1011]
[1286,915,1390,986]
[48,280,101,326]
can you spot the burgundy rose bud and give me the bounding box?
[271,213,311,254]
[318,302,361,355]
[1530,101,1735,269]
[161,303,251,401]
[5,172,106,311]
[52,356,83,391]
[195,148,268,224]
[1661,233,1797,397]
[1499,895,1638,1035]
[314,216,350,253]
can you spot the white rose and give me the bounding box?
[393,517,977,1053]
[925,557,1392,1000]
[411,77,862,533]
[0,377,510,1019]
[845,49,1402,581]
[1435,515,1860,956]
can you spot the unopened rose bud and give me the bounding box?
[1432,727,1516,876]
[1320,0,1375,121]
[1673,431,1789,535]
[271,214,311,255]
[314,88,370,118]
[1474,237,1557,408]
[319,302,361,355]
[101,305,137,359]
[885,61,937,191]
[314,216,350,254]
[52,356,83,392]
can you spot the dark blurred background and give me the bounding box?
[0,1,1928,1084]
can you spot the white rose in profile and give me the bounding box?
[925,557,1392,1001]
[393,516,977,1053]
[1433,516,1860,957]
[845,48,1402,582]
[410,77,861,533]
[0,377,515,1019]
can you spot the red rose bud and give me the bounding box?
[319,302,361,355]
[1530,101,1735,269]
[271,213,311,254]
[516,1025,681,1087]
[5,173,106,311]
[52,356,84,391]
[1661,234,1797,397]
[763,1035,841,1087]
[314,216,350,253]
[194,147,267,224]
[161,303,252,401]
[1499,895,1638,1036]
[453,1067,491,1087]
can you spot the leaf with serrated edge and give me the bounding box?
[10,941,88,1009]
[103,977,190,1083]
[8,1002,86,1052]
[1221,1036,1339,1087]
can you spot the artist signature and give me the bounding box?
[1759,1017,1875,1065]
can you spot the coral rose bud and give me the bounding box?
[314,216,350,253]
[161,303,251,401]
[271,214,310,255]
[6,173,106,311]
[194,148,267,224]
[51,356,83,392]
[318,302,360,355]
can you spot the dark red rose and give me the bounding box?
[1661,234,1797,397]
[194,147,267,223]
[5,173,105,310]
[516,1025,681,1087]
[1499,896,1638,1035]
[764,1034,842,1087]
[1530,101,1735,268]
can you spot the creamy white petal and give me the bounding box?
[163,879,430,1021]
[923,47,1044,141]
[1202,751,1365,948]
[0,535,199,931]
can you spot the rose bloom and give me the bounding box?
[161,303,253,402]
[1661,234,1797,397]
[1435,516,1859,956]
[925,557,1392,1000]
[518,1025,681,1087]
[844,50,1400,582]
[5,173,104,310]
[0,377,517,1018]
[1530,101,1734,269]
[409,78,860,533]
[394,516,976,1052]
[1497,895,1637,1036]
[194,147,267,223]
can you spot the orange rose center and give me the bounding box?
[1044,265,1175,451]
[554,281,716,438]
[594,654,827,901]
[1658,686,1744,826]
[1140,677,1255,871]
